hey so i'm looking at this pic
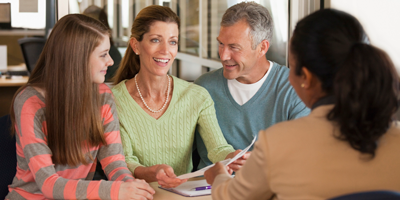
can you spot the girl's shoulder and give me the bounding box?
[99,83,113,95]
[15,86,45,106]
[13,86,46,118]
[99,83,117,106]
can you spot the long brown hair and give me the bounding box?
[113,5,180,84]
[10,14,110,166]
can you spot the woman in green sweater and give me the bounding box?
[112,5,249,188]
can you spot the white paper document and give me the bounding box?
[177,136,257,179]
[159,179,211,197]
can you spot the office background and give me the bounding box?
[1,0,399,77]
[0,0,399,116]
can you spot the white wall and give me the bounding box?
[330,0,400,75]
[0,0,45,29]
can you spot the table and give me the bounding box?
[0,76,29,87]
[0,76,28,116]
[0,29,45,36]
[150,179,212,200]
[1,64,29,87]
[0,65,29,116]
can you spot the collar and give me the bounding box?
[311,95,335,110]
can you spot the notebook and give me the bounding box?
[159,179,211,197]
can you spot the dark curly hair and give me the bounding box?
[290,9,399,158]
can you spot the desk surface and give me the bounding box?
[150,179,212,200]
[0,65,29,87]
[0,76,28,87]
[0,29,45,36]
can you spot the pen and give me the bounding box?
[193,186,212,191]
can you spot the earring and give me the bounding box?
[301,83,305,88]
[135,52,139,55]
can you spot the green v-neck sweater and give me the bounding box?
[112,76,235,176]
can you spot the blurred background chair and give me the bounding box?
[329,190,400,200]
[0,114,17,199]
[17,37,46,74]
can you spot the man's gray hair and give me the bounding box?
[221,1,273,49]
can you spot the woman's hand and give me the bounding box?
[204,162,230,185]
[225,149,251,171]
[155,164,188,188]
[118,179,155,200]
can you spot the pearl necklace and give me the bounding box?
[134,74,171,113]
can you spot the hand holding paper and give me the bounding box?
[177,136,257,179]
[156,164,188,188]
[226,136,256,165]
[225,149,251,172]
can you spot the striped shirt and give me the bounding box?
[6,84,134,200]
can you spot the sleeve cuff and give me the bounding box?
[127,162,144,178]
[209,147,235,163]
[211,173,233,197]
[214,173,232,185]
[110,181,123,200]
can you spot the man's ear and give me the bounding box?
[130,38,139,54]
[258,39,270,57]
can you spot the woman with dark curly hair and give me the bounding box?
[204,9,400,200]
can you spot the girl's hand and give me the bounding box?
[118,179,155,200]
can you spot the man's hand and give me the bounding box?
[225,149,251,171]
